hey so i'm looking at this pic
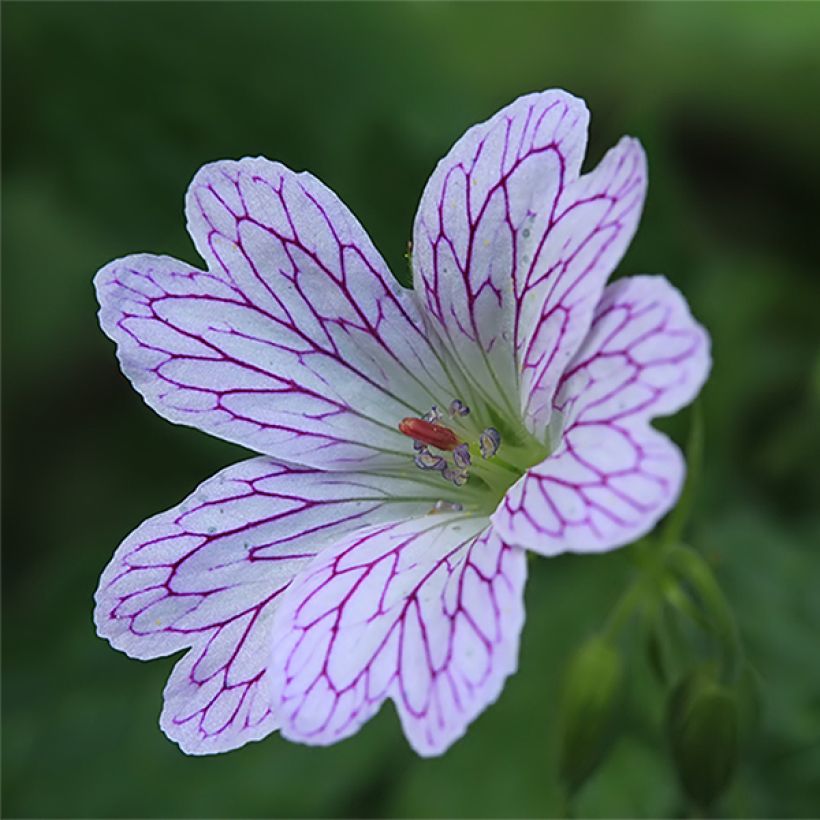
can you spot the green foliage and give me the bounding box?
[3,2,820,817]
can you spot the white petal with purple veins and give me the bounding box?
[492,275,710,555]
[267,517,526,756]
[96,158,457,471]
[519,138,647,434]
[554,275,711,428]
[412,90,646,434]
[95,458,443,753]
[413,90,589,416]
[494,421,684,555]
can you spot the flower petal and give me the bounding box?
[555,276,711,429]
[267,517,526,756]
[412,90,646,432]
[413,90,586,416]
[95,158,456,470]
[95,458,443,753]
[492,276,709,555]
[494,422,684,555]
[519,138,647,435]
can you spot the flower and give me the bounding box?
[94,89,710,756]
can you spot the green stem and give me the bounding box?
[662,402,704,547]
[601,570,651,641]
[665,544,743,682]
[600,538,685,642]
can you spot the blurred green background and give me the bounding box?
[3,2,819,817]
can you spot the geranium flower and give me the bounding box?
[94,89,710,756]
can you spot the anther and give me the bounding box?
[443,466,469,486]
[479,427,501,459]
[448,399,470,418]
[414,450,446,471]
[453,443,471,469]
[399,417,460,451]
[432,500,463,513]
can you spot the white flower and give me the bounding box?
[94,89,710,756]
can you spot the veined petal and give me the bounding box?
[95,158,456,471]
[493,422,684,556]
[492,276,709,555]
[555,276,711,429]
[267,517,526,756]
[95,458,443,754]
[413,90,589,417]
[519,137,647,435]
[412,90,646,432]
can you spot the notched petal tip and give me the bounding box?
[267,520,528,756]
[94,458,449,754]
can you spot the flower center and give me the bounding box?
[397,399,549,511]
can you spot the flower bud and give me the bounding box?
[558,637,624,795]
[667,668,739,809]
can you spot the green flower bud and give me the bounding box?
[558,636,624,795]
[667,667,739,809]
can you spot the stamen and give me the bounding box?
[414,449,447,471]
[449,399,470,418]
[399,417,460,451]
[432,500,464,513]
[453,443,471,469]
[423,405,442,423]
[443,466,469,486]
[479,427,501,459]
